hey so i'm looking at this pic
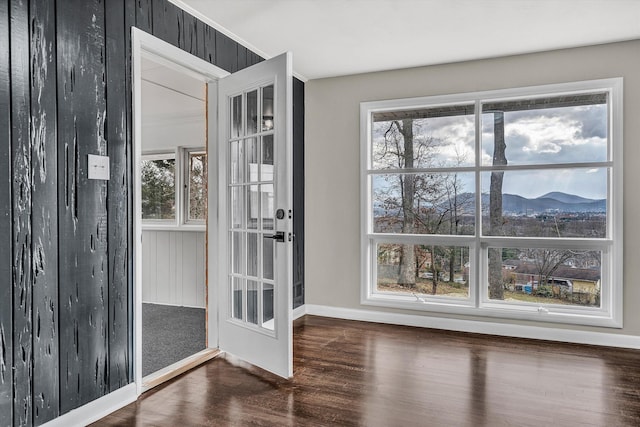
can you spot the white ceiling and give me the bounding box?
[179,0,640,80]
[141,56,205,126]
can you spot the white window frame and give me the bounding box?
[141,147,207,231]
[360,78,623,328]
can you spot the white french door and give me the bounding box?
[215,52,293,378]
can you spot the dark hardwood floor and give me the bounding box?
[94,315,640,426]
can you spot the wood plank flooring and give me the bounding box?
[94,315,640,426]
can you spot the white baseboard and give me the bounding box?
[304,304,640,349]
[42,383,137,427]
[293,304,306,320]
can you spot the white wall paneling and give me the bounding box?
[142,229,206,308]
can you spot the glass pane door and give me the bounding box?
[228,85,277,332]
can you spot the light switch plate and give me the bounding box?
[88,154,110,180]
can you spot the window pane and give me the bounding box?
[230,186,244,229]
[188,153,207,221]
[246,90,258,135]
[247,280,258,325]
[141,158,175,220]
[376,243,469,298]
[247,184,259,230]
[247,232,258,277]
[371,105,475,170]
[481,94,608,166]
[231,95,242,139]
[261,135,274,182]
[246,137,258,183]
[262,85,274,131]
[263,236,274,280]
[372,173,475,235]
[230,140,243,184]
[261,184,274,230]
[262,283,274,330]
[487,247,601,308]
[480,169,607,238]
[231,231,244,274]
[232,277,243,320]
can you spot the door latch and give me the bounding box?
[265,231,294,242]
[266,231,286,242]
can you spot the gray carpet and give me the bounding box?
[142,303,206,377]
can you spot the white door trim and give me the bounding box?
[132,27,229,396]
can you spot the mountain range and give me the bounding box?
[488,191,606,215]
[373,191,606,217]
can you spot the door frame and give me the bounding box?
[132,28,228,395]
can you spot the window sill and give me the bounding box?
[362,292,621,329]
[142,223,206,232]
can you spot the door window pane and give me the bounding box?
[247,233,258,277]
[231,95,242,138]
[230,186,244,229]
[230,140,243,184]
[246,90,258,135]
[261,184,274,230]
[262,85,274,131]
[246,137,258,183]
[247,280,258,325]
[231,231,244,274]
[232,277,243,320]
[261,135,274,182]
[247,184,259,229]
[141,158,176,220]
[262,283,274,330]
[263,236,274,280]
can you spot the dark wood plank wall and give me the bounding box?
[57,0,111,412]
[10,0,34,425]
[0,1,12,425]
[105,0,131,393]
[30,0,59,423]
[0,0,305,425]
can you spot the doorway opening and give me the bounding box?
[139,55,208,381]
[132,29,229,393]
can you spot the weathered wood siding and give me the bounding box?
[0,0,304,425]
[0,0,12,425]
[30,0,59,423]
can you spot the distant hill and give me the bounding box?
[538,192,596,204]
[498,192,605,214]
[374,191,606,217]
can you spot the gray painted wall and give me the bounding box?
[305,39,640,335]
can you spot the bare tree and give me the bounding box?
[525,249,573,291]
[488,112,507,299]
[396,119,417,286]
[373,116,469,292]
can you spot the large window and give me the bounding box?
[361,79,623,327]
[141,148,207,227]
